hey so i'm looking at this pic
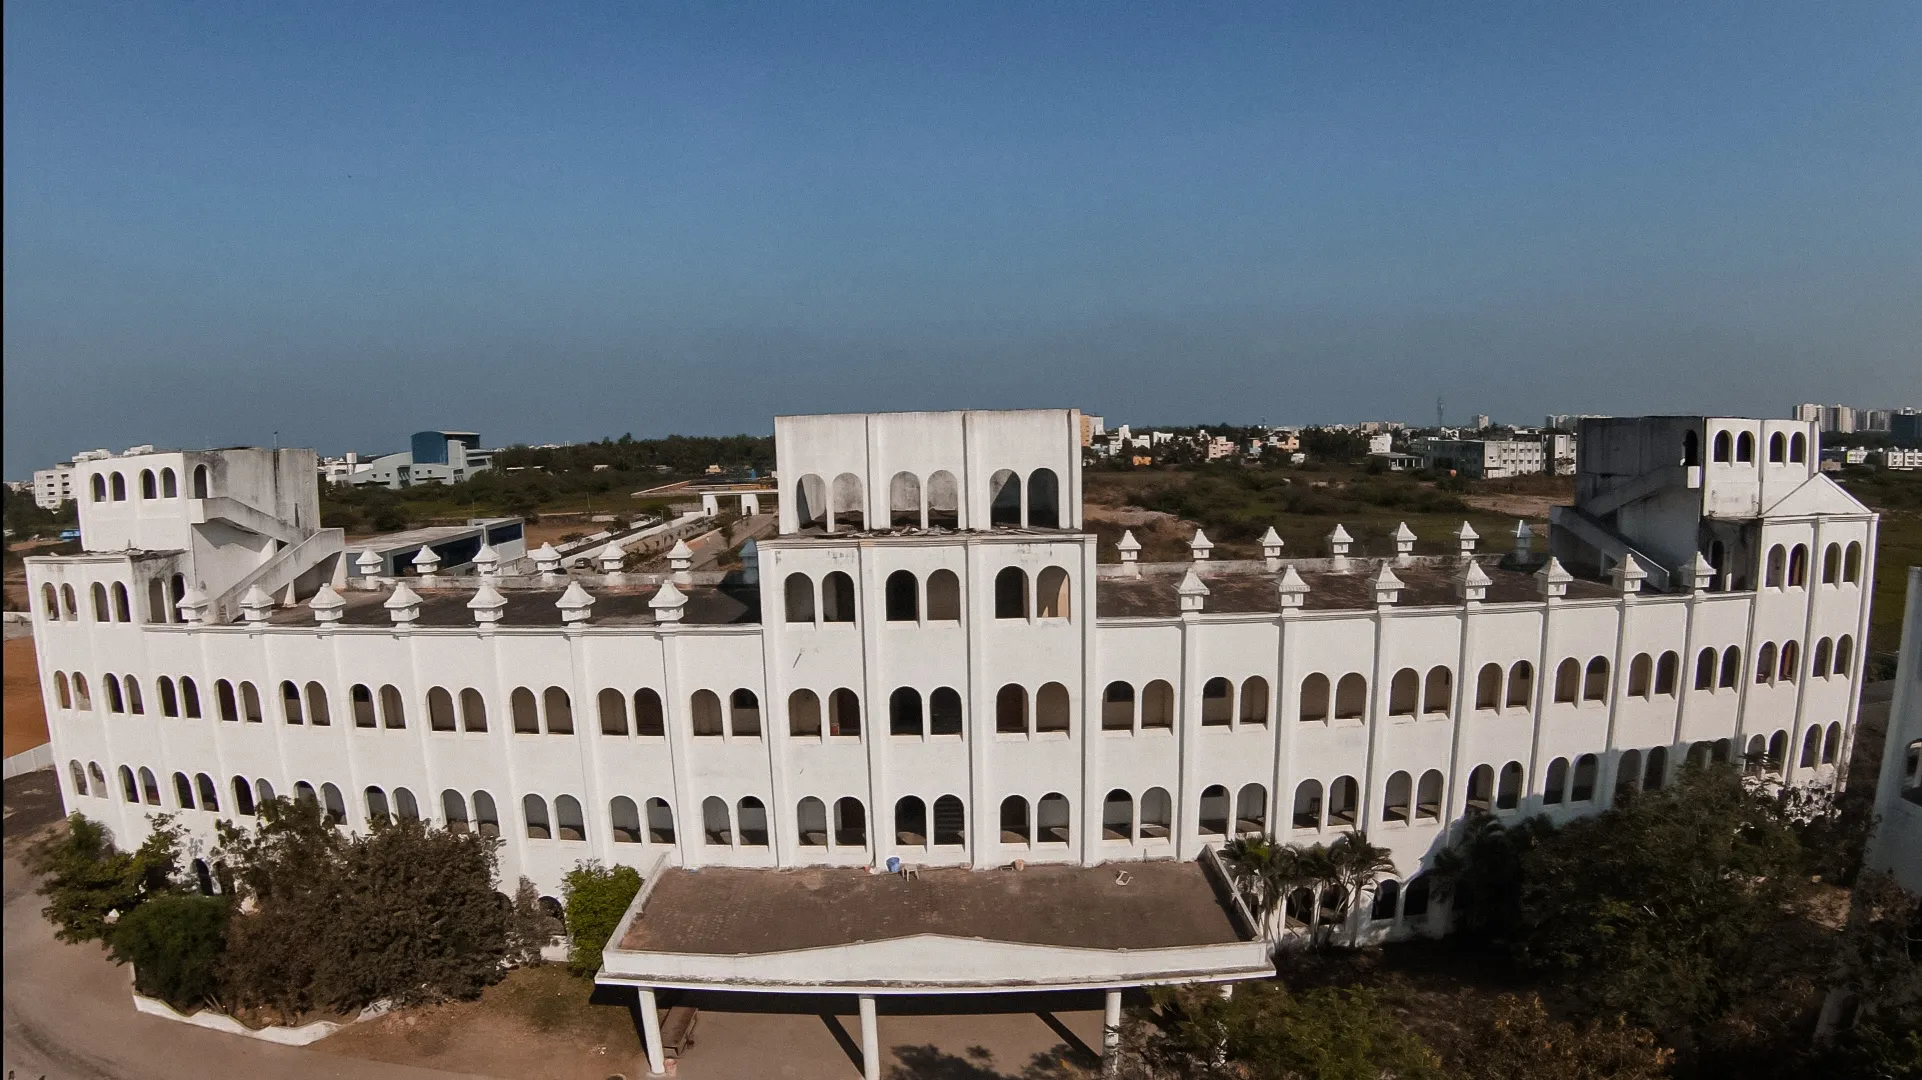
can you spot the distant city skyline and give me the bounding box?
[6,3,1919,476]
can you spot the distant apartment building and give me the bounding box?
[1417,437,1546,479]
[1204,435,1237,461]
[1367,434,1393,455]
[345,431,494,490]
[1859,410,1892,433]
[1078,415,1105,447]
[1544,432,1578,476]
[1793,404,1858,435]
[1881,448,1922,471]
[1893,409,1922,448]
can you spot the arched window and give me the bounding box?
[240,681,262,723]
[306,682,332,726]
[1695,648,1717,690]
[255,778,276,806]
[523,795,551,839]
[365,786,391,824]
[646,798,675,843]
[54,671,71,710]
[195,773,219,812]
[350,684,377,727]
[1682,430,1700,467]
[1292,780,1324,829]
[729,689,761,737]
[161,468,177,497]
[889,687,924,737]
[1507,661,1533,708]
[988,470,1022,527]
[215,679,238,722]
[785,573,816,623]
[511,688,540,733]
[1583,657,1609,702]
[1843,542,1861,583]
[996,684,1028,734]
[1790,433,1806,462]
[994,566,1028,619]
[1768,432,1785,463]
[192,465,209,499]
[1812,638,1833,678]
[555,795,585,840]
[885,570,919,622]
[120,765,138,801]
[835,797,867,847]
[797,797,828,846]
[1767,731,1789,775]
[593,688,627,735]
[737,797,769,846]
[1571,755,1598,801]
[111,583,131,622]
[140,469,157,498]
[69,760,88,796]
[1300,673,1331,722]
[106,674,125,713]
[895,796,928,845]
[61,583,78,619]
[1136,788,1171,841]
[889,471,922,529]
[1801,727,1822,769]
[1414,768,1445,818]
[1027,468,1061,528]
[1655,651,1679,695]
[1610,749,1640,802]
[822,572,856,622]
[1765,545,1786,588]
[1780,640,1800,682]
[147,579,166,622]
[926,569,961,620]
[1496,762,1523,809]
[232,777,256,815]
[379,685,405,729]
[1328,776,1359,827]
[1102,681,1135,731]
[794,474,826,527]
[173,675,195,717]
[1788,545,1808,587]
[1712,431,1732,463]
[322,783,347,825]
[91,473,107,502]
[1554,659,1580,704]
[1371,879,1402,921]
[926,470,960,528]
[1835,636,1853,675]
[110,472,127,501]
[1720,646,1742,689]
[1544,758,1569,805]
[1102,789,1133,841]
[834,687,866,736]
[1037,793,1070,844]
[830,473,865,531]
[1823,723,1842,765]
[91,583,110,622]
[1142,679,1174,729]
[1036,566,1071,619]
[41,583,58,621]
[1756,642,1778,684]
[1465,765,1494,812]
[1644,746,1667,791]
[1383,772,1412,823]
[282,681,305,724]
[1628,654,1652,697]
[125,676,144,714]
[443,790,470,832]
[633,689,663,736]
[1475,663,1502,710]
[1035,682,1070,733]
[73,673,92,710]
[1422,667,1451,715]
[541,687,573,734]
[1241,676,1271,724]
[999,796,1031,844]
[173,771,195,808]
[1334,674,1367,720]
[140,768,160,804]
[1197,785,1230,837]
[1202,677,1233,725]
[1388,669,1419,717]
[1822,544,1841,584]
[1735,431,1754,462]
[691,690,724,736]
[933,795,965,845]
[790,689,822,737]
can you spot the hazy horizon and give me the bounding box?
[6,3,1919,475]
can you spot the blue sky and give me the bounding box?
[5,3,1918,473]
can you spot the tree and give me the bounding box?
[1812,872,1922,1079]
[110,894,232,1011]
[1326,831,1397,947]
[1221,836,1304,942]
[30,813,184,944]
[1114,980,1446,1080]
[506,875,562,967]
[561,861,643,976]
[1446,993,1673,1080]
[1428,810,1559,947]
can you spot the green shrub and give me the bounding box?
[110,894,231,1010]
[30,813,184,944]
[561,862,642,976]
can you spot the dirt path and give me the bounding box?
[1460,493,1565,520]
[5,637,50,756]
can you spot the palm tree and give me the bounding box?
[1294,842,1339,948]
[1327,830,1398,947]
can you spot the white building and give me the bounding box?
[345,430,493,489]
[1880,448,1922,471]
[1417,437,1546,478]
[32,448,138,509]
[26,409,1879,1075]
[1864,567,1920,893]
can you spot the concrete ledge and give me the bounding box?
[3,744,54,780]
[129,974,391,1045]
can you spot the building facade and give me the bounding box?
[1864,567,1921,893]
[346,430,493,489]
[27,409,1878,942]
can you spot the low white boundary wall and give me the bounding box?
[3,745,54,780]
[129,972,391,1045]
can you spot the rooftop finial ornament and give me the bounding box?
[468,582,507,628]
[384,581,423,626]
[239,585,276,623]
[1454,559,1491,603]
[411,545,441,585]
[598,538,627,585]
[1116,530,1142,578]
[1177,567,1210,613]
[1188,529,1213,562]
[557,581,596,627]
[650,579,689,624]
[473,542,500,579]
[1611,552,1648,595]
[668,539,694,584]
[1260,527,1285,572]
[532,543,563,583]
[1535,556,1572,600]
[1454,521,1479,560]
[1276,565,1309,611]
[1391,522,1417,567]
[356,549,383,590]
[1370,563,1405,606]
[309,583,345,626]
[1327,525,1354,573]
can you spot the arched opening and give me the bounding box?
[1788,545,1808,587]
[322,784,347,825]
[1235,784,1267,835]
[994,566,1028,619]
[1102,681,1135,731]
[1768,432,1785,463]
[1388,669,1418,717]
[1102,789,1133,841]
[1780,639,1800,682]
[988,470,1022,527]
[1027,468,1060,528]
[1801,727,1822,769]
[797,797,828,847]
[926,471,960,528]
[1034,683,1070,733]
[835,797,866,847]
[1553,659,1580,703]
[41,583,58,621]
[925,569,961,620]
[1476,663,1502,710]
[1372,879,1402,921]
[646,798,675,843]
[1507,661,1534,708]
[795,475,827,528]
[214,679,238,722]
[178,676,197,717]
[1655,652,1679,695]
[379,684,405,728]
[365,787,391,825]
[889,471,922,529]
[140,469,157,498]
[1571,755,1598,801]
[194,774,219,811]
[1628,654,1652,697]
[1735,431,1754,462]
[173,771,195,808]
[1383,772,1413,823]
[1696,648,1717,690]
[443,790,471,832]
[1334,674,1367,720]
[833,687,866,736]
[1844,542,1861,583]
[1037,793,1070,844]
[69,760,88,797]
[146,579,166,623]
[1465,765,1494,812]
[1292,780,1323,829]
[1720,647,1742,689]
[106,675,124,713]
[1328,776,1359,826]
[1423,667,1451,715]
[1545,757,1570,804]
[1139,788,1171,840]
[542,687,573,734]
[523,795,550,839]
[91,583,110,622]
[54,671,71,710]
[1241,676,1270,724]
[598,688,628,735]
[395,788,420,822]
[1496,762,1523,809]
[729,688,761,737]
[1713,431,1732,463]
[110,472,127,501]
[119,766,138,802]
[1202,677,1233,726]
[72,673,92,710]
[690,690,723,736]
[555,795,586,840]
[1583,657,1609,702]
[427,687,455,731]
[281,681,305,724]
[895,796,928,846]
[1682,430,1700,467]
[1757,643,1780,684]
[1790,432,1806,462]
[192,465,209,498]
[1035,566,1070,618]
[610,797,643,843]
[1300,673,1331,721]
[1142,680,1174,729]
[140,768,160,804]
[1644,746,1667,790]
[999,796,1030,844]
[1836,635,1853,675]
[885,570,919,622]
[161,468,177,497]
[822,572,856,622]
[633,689,663,736]
[1766,731,1788,775]
[890,687,924,737]
[301,682,328,726]
[1198,786,1230,837]
[790,689,823,737]
[238,681,261,723]
[1765,545,1786,588]
[1611,752,1639,802]
[90,474,106,502]
[785,573,815,622]
[932,795,964,846]
[111,582,131,622]
[830,473,865,531]
[1823,723,1841,765]
[125,677,144,714]
[1823,544,1841,584]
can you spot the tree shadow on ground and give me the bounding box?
[887,1040,1096,1080]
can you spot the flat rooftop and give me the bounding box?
[264,583,759,627]
[616,860,1248,955]
[1096,560,1616,618]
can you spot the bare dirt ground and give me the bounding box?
[1460,493,1566,520]
[5,637,50,756]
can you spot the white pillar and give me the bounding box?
[859,994,880,1080]
[1103,989,1123,1074]
[638,988,665,1076]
